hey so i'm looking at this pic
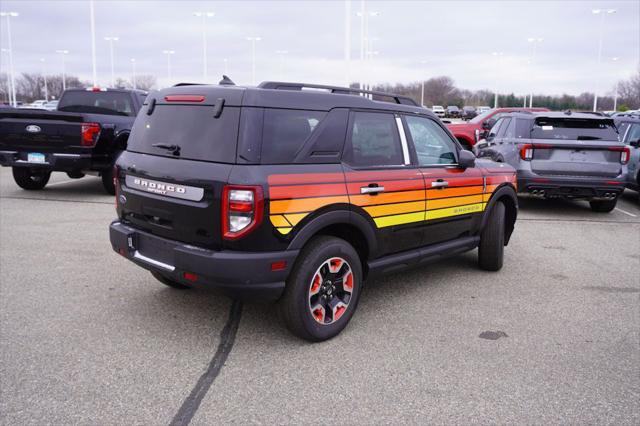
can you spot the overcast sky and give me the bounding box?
[1,0,638,96]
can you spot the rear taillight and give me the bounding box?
[609,146,630,165]
[520,144,534,160]
[164,95,205,102]
[81,122,101,147]
[222,185,264,240]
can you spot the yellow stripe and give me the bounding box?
[426,203,486,220]
[373,211,425,228]
[285,213,308,226]
[427,194,484,210]
[277,227,292,235]
[364,201,425,218]
[483,193,492,202]
[270,215,291,227]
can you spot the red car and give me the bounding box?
[446,107,549,150]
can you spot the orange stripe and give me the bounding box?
[350,190,425,207]
[270,183,347,200]
[426,185,484,199]
[363,201,425,218]
[270,195,349,214]
[428,194,485,209]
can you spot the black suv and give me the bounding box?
[110,80,518,341]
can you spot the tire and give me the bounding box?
[150,271,191,290]
[589,199,617,213]
[478,202,505,271]
[12,167,51,190]
[101,168,116,195]
[279,236,363,342]
[66,171,85,179]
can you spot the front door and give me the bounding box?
[403,115,485,246]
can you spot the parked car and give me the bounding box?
[476,106,491,114]
[462,106,477,120]
[23,100,48,109]
[0,87,148,194]
[615,115,640,192]
[446,107,549,150]
[109,80,518,341]
[431,105,445,117]
[43,100,59,110]
[475,111,628,212]
[446,105,461,118]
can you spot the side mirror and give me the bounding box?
[458,149,476,169]
[482,118,496,130]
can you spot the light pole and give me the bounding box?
[592,8,616,111]
[130,58,136,89]
[162,50,175,86]
[1,48,14,106]
[492,52,504,108]
[344,0,351,87]
[420,60,428,107]
[1,11,18,107]
[104,36,119,87]
[89,0,97,87]
[40,58,48,101]
[610,57,620,111]
[193,11,214,81]
[527,37,542,108]
[356,7,379,91]
[275,50,288,80]
[246,37,261,85]
[56,50,69,91]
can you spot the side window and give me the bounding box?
[405,115,457,166]
[626,124,640,143]
[504,117,516,138]
[488,118,505,139]
[515,118,531,138]
[261,109,326,164]
[344,111,404,167]
[496,118,512,138]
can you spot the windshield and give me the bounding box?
[470,109,494,124]
[58,91,135,116]
[530,118,618,141]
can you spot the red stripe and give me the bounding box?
[345,169,423,182]
[346,179,424,194]
[268,173,345,186]
[269,183,347,199]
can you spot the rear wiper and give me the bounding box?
[577,135,601,140]
[152,143,181,156]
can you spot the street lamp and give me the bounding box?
[420,60,428,107]
[592,8,617,111]
[1,48,14,106]
[1,11,19,107]
[275,50,288,80]
[527,37,543,108]
[104,36,119,88]
[246,37,261,85]
[55,50,69,91]
[40,58,48,101]
[492,52,504,108]
[130,58,136,89]
[162,50,175,85]
[610,57,620,111]
[89,0,97,87]
[193,11,214,81]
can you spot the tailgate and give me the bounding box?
[529,141,624,178]
[0,110,84,152]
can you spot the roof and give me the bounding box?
[64,87,149,95]
[153,80,434,117]
[505,111,616,121]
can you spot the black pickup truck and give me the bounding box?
[0,88,147,194]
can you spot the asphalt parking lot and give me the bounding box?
[1,167,638,425]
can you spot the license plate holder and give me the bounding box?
[27,152,46,163]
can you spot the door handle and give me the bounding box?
[360,185,384,195]
[431,180,448,188]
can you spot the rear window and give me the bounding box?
[261,109,326,163]
[127,105,239,163]
[58,91,135,116]
[531,118,618,141]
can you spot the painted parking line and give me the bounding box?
[615,207,638,218]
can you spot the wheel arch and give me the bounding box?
[481,184,518,244]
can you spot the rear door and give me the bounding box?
[342,110,426,256]
[117,92,240,251]
[403,114,484,246]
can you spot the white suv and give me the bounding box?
[432,105,445,117]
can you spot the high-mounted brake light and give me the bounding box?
[608,146,630,165]
[81,122,101,147]
[222,185,264,240]
[164,95,205,103]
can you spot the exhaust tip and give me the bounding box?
[532,190,538,195]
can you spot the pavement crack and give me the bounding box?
[170,300,243,426]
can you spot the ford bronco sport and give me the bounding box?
[109,80,518,341]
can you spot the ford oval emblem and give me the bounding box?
[25,125,41,133]
[118,195,127,205]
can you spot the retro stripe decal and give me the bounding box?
[267,170,516,234]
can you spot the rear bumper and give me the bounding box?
[109,221,298,301]
[0,150,95,171]
[517,172,625,199]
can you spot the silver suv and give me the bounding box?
[476,111,629,212]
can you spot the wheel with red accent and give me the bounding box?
[279,236,362,342]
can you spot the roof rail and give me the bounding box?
[257,81,419,106]
[173,82,206,87]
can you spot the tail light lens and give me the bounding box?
[608,146,630,165]
[520,144,534,160]
[222,185,264,240]
[81,122,101,147]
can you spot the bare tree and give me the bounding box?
[617,69,640,109]
[134,74,157,91]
